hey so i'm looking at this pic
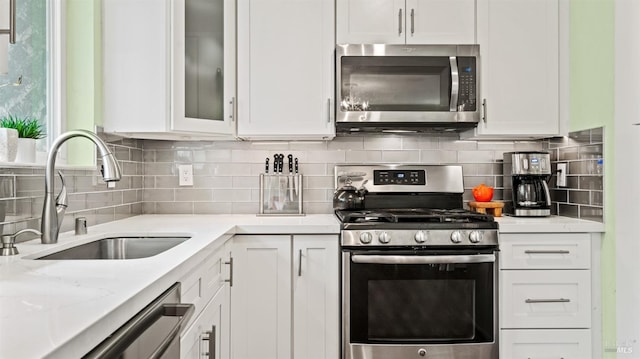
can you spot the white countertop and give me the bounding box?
[495,215,605,233]
[0,214,340,359]
[0,213,603,358]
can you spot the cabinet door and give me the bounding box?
[230,235,291,359]
[293,235,339,359]
[500,329,592,359]
[473,0,559,138]
[406,0,476,44]
[172,0,236,135]
[237,0,335,139]
[103,0,170,134]
[181,285,230,359]
[336,0,405,44]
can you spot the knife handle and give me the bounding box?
[280,154,285,173]
[288,154,293,173]
[294,158,299,173]
[265,158,269,174]
[273,154,279,173]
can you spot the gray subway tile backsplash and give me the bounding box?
[546,126,604,222]
[140,136,544,215]
[2,130,604,234]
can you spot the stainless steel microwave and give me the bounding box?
[336,44,480,134]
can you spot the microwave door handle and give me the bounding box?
[449,56,459,112]
[351,254,495,265]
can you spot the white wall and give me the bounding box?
[615,0,640,354]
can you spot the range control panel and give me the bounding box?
[373,170,426,185]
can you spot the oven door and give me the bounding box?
[342,249,498,359]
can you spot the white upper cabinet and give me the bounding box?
[236,0,335,139]
[103,0,236,140]
[336,0,476,44]
[463,0,560,139]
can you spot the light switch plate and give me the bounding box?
[557,163,567,187]
[178,164,194,186]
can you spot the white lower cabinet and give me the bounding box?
[499,233,594,358]
[180,240,232,359]
[501,329,592,359]
[230,234,339,359]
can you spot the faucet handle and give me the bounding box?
[1,229,43,256]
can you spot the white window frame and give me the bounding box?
[44,0,66,164]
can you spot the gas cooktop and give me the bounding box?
[335,208,495,224]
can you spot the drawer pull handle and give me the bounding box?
[524,250,570,254]
[224,257,233,287]
[525,298,570,304]
[202,325,216,358]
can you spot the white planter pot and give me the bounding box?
[15,138,36,163]
[0,128,18,162]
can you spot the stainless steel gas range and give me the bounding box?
[335,165,499,359]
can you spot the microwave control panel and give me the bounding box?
[374,170,426,185]
[457,57,477,111]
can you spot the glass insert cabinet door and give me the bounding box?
[172,0,236,134]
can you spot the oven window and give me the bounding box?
[340,56,452,112]
[348,253,494,344]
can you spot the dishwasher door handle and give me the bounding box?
[85,302,195,359]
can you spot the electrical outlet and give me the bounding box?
[178,164,194,186]
[557,163,567,187]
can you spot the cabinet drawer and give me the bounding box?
[500,233,591,269]
[500,329,591,359]
[181,246,226,317]
[501,270,591,329]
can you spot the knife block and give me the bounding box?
[258,174,304,216]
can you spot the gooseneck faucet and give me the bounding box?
[41,130,122,244]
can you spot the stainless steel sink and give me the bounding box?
[35,236,190,260]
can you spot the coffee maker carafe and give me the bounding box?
[504,151,552,216]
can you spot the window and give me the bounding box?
[0,0,63,162]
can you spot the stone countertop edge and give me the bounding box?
[495,215,605,233]
[0,213,603,358]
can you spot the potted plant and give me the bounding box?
[0,115,46,163]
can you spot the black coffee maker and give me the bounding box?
[504,151,552,216]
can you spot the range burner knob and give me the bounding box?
[450,231,463,244]
[414,230,427,243]
[469,231,483,243]
[378,232,391,244]
[359,232,373,244]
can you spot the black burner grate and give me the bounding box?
[335,208,495,224]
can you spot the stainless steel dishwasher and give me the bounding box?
[84,283,194,359]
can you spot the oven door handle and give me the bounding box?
[351,254,495,265]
